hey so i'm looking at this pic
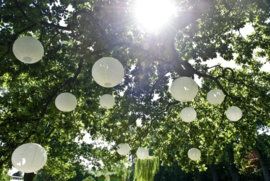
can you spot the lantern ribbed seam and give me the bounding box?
[28,145,38,172]
[20,143,29,171]
[36,149,46,171]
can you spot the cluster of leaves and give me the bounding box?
[89,160,131,180]
[134,156,159,181]
[34,163,96,181]
[0,168,11,181]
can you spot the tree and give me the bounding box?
[89,160,131,180]
[154,160,195,181]
[1,0,270,180]
[134,156,159,181]
[82,176,96,181]
[34,163,96,181]
[0,169,12,181]
[254,133,270,180]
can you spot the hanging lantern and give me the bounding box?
[117,143,131,156]
[55,93,77,112]
[207,89,225,105]
[180,107,197,122]
[188,148,201,161]
[13,36,44,64]
[226,106,242,121]
[136,148,149,160]
[170,77,198,102]
[99,94,115,109]
[12,143,47,173]
[92,57,124,88]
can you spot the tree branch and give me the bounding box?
[36,57,84,122]
[0,24,36,61]
[149,71,169,97]
[41,21,71,30]
[173,0,213,30]
[14,0,34,23]
[72,11,109,42]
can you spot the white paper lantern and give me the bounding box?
[226,106,242,121]
[180,107,197,122]
[13,36,44,64]
[99,94,115,109]
[92,57,124,88]
[207,89,225,105]
[188,148,201,161]
[170,77,198,102]
[117,143,131,156]
[136,148,149,160]
[55,92,77,112]
[12,143,47,173]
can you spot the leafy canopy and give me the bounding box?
[0,0,270,178]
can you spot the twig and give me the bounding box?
[41,21,71,30]
[14,0,34,23]
[35,57,84,122]
[149,71,169,97]
[72,11,109,42]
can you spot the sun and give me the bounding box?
[134,0,176,32]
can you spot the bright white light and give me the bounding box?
[136,119,142,127]
[134,0,176,32]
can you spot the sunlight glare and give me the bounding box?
[134,0,176,32]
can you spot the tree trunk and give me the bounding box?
[228,145,240,181]
[195,169,203,181]
[47,175,51,181]
[209,164,219,181]
[24,173,36,181]
[228,168,240,181]
[254,148,270,181]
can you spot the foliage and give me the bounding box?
[90,161,131,180]
[134,156,159,181]
[0,0,270,180]
[83,176,96,181]
[34,163,96,181]
[154,161,195,181]
[0,169,11,181]
[34,169,53,181]
[67,163,95,181]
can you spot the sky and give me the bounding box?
[191,23,270,87]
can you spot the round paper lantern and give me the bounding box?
[117,143,131,156]
[226,106,242,121]
[207,89,225,105]
[99,94,115,109]
[188,148,201,161]
[92,57,124,88]
[55,93,77,112]
[13,36,44,64]
[180,107,197,122]
[12,143,47,173]
[136,148,149,160]
[170,77,198,102]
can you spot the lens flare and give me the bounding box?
[134,0,176,32]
